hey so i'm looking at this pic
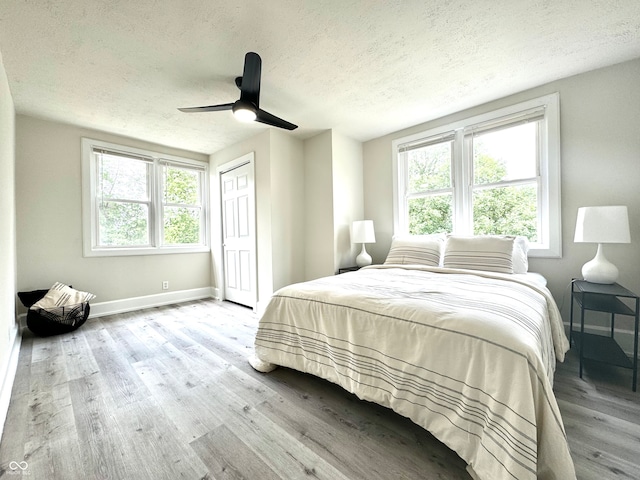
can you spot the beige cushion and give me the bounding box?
[384,234,445,267]
[442,235,515,274]
[31,282,96,310]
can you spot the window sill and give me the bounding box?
[83,245,211,258]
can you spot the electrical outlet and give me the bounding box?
[162,281,169,290]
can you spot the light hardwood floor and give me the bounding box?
[0,299,638,479]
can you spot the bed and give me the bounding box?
[251,234,576,480]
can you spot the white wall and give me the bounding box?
[0,52,18,439]
[270,129,305,290]
[304,130,364,279]
[15,116,212,306]
[304,131,335,280]
[363,57,640,336]
[0,51,17,357]
[0,51,20,437]
[331,131,364,269]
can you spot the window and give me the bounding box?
[82,138,209,256]
[393,93,561,257]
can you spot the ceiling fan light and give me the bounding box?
[232,103,257,122]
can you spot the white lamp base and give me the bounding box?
[581,243,619,284]
[356,243,372,267]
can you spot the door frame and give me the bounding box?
[215,152,257,310]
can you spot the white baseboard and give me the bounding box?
[0,321,21,444]
[89,287,217,318]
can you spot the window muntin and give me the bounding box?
[82,138,209,256]
[393,93,561,257]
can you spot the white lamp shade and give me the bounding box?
[352,220,376,244]
[574,205,631,284]
[574,206,630,244]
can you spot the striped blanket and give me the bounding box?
[253,265,575,480]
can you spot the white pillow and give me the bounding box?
[442,235,515,274]
[31,282,96,310]
[384,234,445,267]
[512,236,529,274]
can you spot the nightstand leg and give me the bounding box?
[633,299,639,392]
[569,282,575,346]
[579,302,585,379]
[610,313,615,338]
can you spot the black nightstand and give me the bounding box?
[337,266,360,274]
[570,279,639,391]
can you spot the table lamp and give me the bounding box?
[574,205,631,284]
[352,220,376,267]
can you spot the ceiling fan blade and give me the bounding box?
[178,103,234,113]
[256,108,298,130]
[239,52,261,106]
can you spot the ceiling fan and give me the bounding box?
[179,52,298,131]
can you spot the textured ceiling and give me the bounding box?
[1,1,640,155]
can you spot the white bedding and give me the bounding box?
[253,265,576,480]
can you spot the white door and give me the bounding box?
[221,161,257,308]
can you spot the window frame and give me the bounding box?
[392,93,561,257]
[82,138,210,257]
